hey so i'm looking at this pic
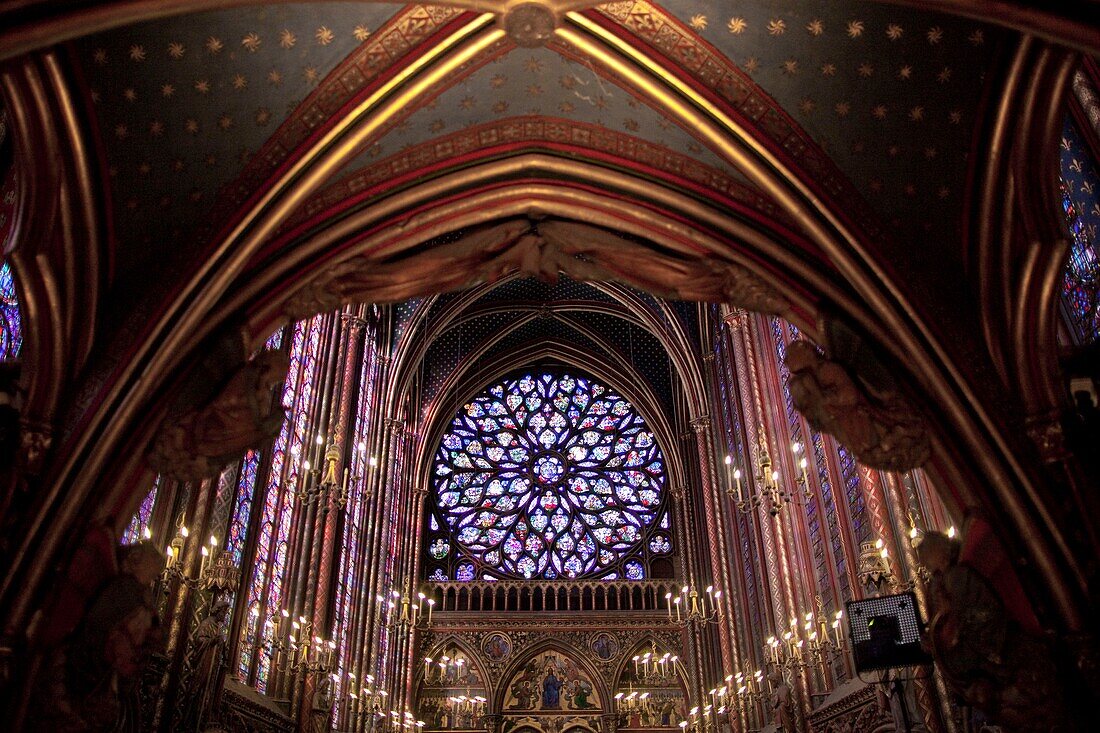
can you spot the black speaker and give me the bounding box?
[846,592,932,672]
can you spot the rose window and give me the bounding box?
[426,371,669,580]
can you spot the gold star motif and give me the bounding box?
[948,110,962,124]
[888,145,900,157]
[559,101,575,113]
[872,104,887,119]
[767,19,786,36]
[524,57,543,73]
[194,79,211,94]
[205,36,224,54]
[92,48,108,64]
[279,29,297,49]
[969,29,985,46]
[218,115,234,130]
[138,162,152,175]
[937,67,952,83]
[161,84,175,97]
[858,62,874,77]
[185,119,199,134]
[909,105,925,121]
[690,14,708,30]
[168,41,185,59]
[846,20,864,38]
[886,24,904,40]
[460,96,476,110]
[806,20,824,36]
[623,118,639,132]
[869,179,883,192]
[924,146,938,159]
[491,74,507,88]
[927,26,944,44]
[820,63,836,76]
[527,84,543,97]
[798,98,816,113]
[303,66,319,83]
[559,75,577,90]
[727,17,747,34]
[242,33,261,53]
[123,88,137,102]
[834,102,850,117]
[114,123,129,139]
[354,25,371,42]
[743,57,759,74]
[781,59,798,76]
[429,120,446,133]
[233,74,248,90]
[897,65,913,80]
[938,186,951,199]
[904,183,916,196]
[268,69,283,86]
[255,108,271,126]
[149,121,164,136]
[173,159,185,172]
[204,154,217,166]
[316,26,334,45]
[129,45,146,61]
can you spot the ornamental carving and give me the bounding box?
[282,219,788,326]
[148,349,289,481]
[785,339,929,471]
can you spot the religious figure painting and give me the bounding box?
[590,633,619,661]
[616,691,684,729]
[504,650,601,713]
[483,632,512,662]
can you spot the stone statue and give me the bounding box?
[767,670,793,732]
[179,597,232,732]
[785,338,929,471]
[33,540,165,732]
[148,349,289,481]
[916,526,1069,731]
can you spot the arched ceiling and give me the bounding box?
[58,0,1005,317]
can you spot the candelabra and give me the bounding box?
[724,429,812,517]
[296,435,375,511]
[662,583,722,626]
[380,583,435,631]
[161,518,240,598]
[762,597,847,684]
[627,642,681,686]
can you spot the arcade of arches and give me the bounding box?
[1,2,1099,733]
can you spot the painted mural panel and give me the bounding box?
[504,651,602,712]
[615,655,686,729]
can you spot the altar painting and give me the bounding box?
[504,651,601,713]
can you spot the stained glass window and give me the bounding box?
[425,371,669,580]
[0,262,21,359]
[121,476,160,545]
[1059,117,1100,344]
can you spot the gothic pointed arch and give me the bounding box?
[495,639,607,715]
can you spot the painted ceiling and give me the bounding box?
[66,1,1006,305]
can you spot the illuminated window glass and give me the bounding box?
[426,371,669,580]
[1059,118,1100,344]
[0,262,21,359]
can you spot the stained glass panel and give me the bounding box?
[429,371,667,580]
[121,476,160,545]
[0,262,21,359]
[1059,118,1100,344]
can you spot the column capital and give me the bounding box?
[723,308,749,330]
[385,418,405,434]
[689,415,711,433]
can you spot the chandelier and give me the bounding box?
[662,583,722,626]
[724,428,812,516]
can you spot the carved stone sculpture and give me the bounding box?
[32,540,165,732]
[916,528,1069,732]
[785,339,930,471]
[767,671,794,732]
[179,598,232,733]
[281,218,788,327]
[147,349,289,481]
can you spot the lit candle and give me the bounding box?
[665,592,672,618]
[704,586,712,616]
[674,596,681,622]
[200,545,209,576]
[427,598,435,625]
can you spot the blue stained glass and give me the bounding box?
[0,262,22,359]
[121,476,160,545]
[429,371,668,580]
[1059,118,1100,344]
